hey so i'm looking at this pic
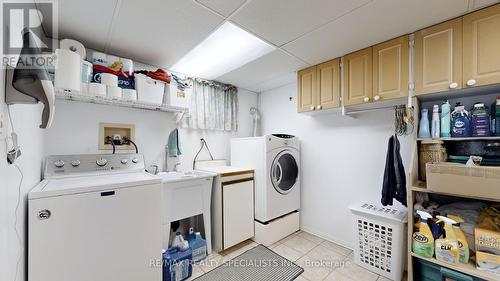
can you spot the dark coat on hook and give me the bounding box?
[381,135,407,207]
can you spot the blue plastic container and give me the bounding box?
[187,232,207,262]
[162,247,192,281]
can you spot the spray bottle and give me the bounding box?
[413,210,435,258]
[435,216,459,264]
[441,100,451,138]
[447,215,470,264]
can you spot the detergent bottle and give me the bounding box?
[413,210,435,258]
[447,215,470,264]
[435,216,459,264]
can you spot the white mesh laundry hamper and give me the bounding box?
[349,203,407,281]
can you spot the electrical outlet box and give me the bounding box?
[98,123,135,150]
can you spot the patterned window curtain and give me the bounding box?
[184,78,238,131]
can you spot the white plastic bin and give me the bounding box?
[349,203,407,281]
[164,80,191,109]
[135,73,165,105]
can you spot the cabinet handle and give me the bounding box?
[449,82,458,89]
[466,79,477,86]
[373,95,380,101]
[363,96,370,103]
[316,105,322,110]
[310,106,315,111]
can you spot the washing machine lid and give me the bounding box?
[271,150,299,194]
[29,172,161,199]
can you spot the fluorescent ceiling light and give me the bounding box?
[171,22,275,80]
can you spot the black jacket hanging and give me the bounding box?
[381,135,407,207]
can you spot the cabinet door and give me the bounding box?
[415,18,463,95]
[297,66,317,112]
[463,4,500,87]
[223,180,254,249]
[373,36,409,101]
[317,58,341,110]
[343,47,373,106]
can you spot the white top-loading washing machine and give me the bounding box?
[231,134,300,223]
[28,154,162,281]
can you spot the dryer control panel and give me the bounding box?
[44,153,145,179]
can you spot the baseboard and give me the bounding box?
[299,225,353,250]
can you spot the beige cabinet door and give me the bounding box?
[222,180,254,250]
[317,58,341,110]
[373,36,409,101]
[463,4,500,87]
[297,66,317,112]
[343,47,373,106]
[414,18,463,95]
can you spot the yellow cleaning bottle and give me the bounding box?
[435,216,459,264]
[448,215,470,264]
[412,210,434,258]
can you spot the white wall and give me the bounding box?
[43,89,258,171]
[1,68,45,281]
[259,82,412,248]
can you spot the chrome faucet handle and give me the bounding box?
[173,162,181,172]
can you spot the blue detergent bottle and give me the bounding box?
[187,228,207,262]
[451,103,471,138]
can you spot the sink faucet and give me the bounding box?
[173,162,181,172]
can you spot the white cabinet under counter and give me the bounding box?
[199,166,255,252]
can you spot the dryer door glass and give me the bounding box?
[271,151,298,194]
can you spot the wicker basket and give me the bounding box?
[419,140,447,181]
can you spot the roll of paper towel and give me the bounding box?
[60,39,86,59]
[107,86,122,99]
[122,89,137,101]
[55,49,81,92]
[100,73,118,87]
[89,82,106,97]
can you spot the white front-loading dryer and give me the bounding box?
[231,134,300,223]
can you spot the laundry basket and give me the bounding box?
[349,203,408,281]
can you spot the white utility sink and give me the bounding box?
[158,170,216,183]
[159,170,216,255]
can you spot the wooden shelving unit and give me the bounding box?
[407,87,500,280]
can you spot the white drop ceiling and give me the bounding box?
[40,0,500,93]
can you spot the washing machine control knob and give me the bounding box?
[120,159,128,165]
[96,158,108,167]
[71,160,81,167]
[132,158,139,164]
[54,160,65,168]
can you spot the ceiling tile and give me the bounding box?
[215,49,307,90]
[195,0,246,17]
[36,0,117,50]
[251,72,297,93]
[231,0,371,46]
[471,0,500,10]
[107,0,224,68]
[283,0,470,65]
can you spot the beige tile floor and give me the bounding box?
[188,230,407,281]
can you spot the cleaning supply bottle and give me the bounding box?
[172,232,189,251]
[435,216,459,264]
[419,108,431,139]
[494,96,500,136]
[187,231,207,262]
[451,103,471,138]
[471,103,491,137]
[441,100,451,138]
[413,210,435,258]
[447,215,470,264]
[431,105,441,139]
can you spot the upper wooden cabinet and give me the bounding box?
[317,58,341,110]
[414,18,463,95]
[297,59,340,112]
[463,4,500,87]
[297,66,317,112]
[373,36,409,101]
[344,47,373,106]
